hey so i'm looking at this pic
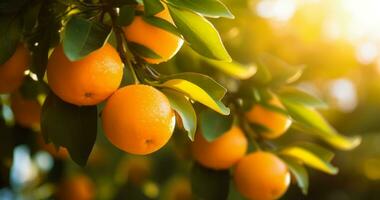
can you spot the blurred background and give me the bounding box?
[1,0,380,199]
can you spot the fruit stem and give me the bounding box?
[108,8,140,84]
[230,97,263,151]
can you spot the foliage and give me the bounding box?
[0,0,363,199]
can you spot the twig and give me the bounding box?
[108,8,139,84]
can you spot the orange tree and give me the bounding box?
[0,0,362,199]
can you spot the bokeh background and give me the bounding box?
[1,0,380,199]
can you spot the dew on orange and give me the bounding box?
[101,84,175,155]
[47,44,123,106]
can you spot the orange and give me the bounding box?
[234,151,290,200]
[101,84,175,155]
[245,96,291,139]
[191,126,248,169]
[163,177,192,200]
[123,5,183,64]
[0,45,30,93]
[47,44,123,106]
[57,175,94,200]
[11,93,41,129]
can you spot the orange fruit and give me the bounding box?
[11,93,41,129]
[57,175,94,200]
[101,84,175,155]
[0,45,30,93]
[47,44,123,106]
[123,5,183,64]
[234,151,290,200]
[163,177,192,200]
[191,126,248,169]
[245,96,291,139]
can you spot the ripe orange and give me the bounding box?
[245,96,291,139]
[234,151,290,200]
[11,93,41,129]
[47,44,123,106]
[123,5,183,64]
[0,45,30,93]
[101,84,175,155]
[57,175,94,200]
[191,126,248,170]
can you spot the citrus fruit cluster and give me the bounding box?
[1,3,295,199]
[191,96,292,200]
[1,5,182,155]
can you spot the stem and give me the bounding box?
[108,8,139,84]
[232,98,263,151]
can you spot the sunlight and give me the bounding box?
[341,0,380,42]
[343,0,380,65]
[321,0,380,64]
[256,0,297,22]
[323,0,380,42]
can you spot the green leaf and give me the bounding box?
[191,163,230,200]
[295,142,335,162]
[29,18,61,80]
[278,87,328,108]
[143,0,164,16]
[162,89,197,141]
[156,73,229,115]
[202,58,257,80]
[128,42,162,59]
[168,5,231,61]
[26,2,61,80]
[167,0,234,19]
[63,16,111,61]
[280,156,309,195]
[249,59,272,85]
[280,145,338,175]
[199,109,233,142]
[117,5,135,26]
[41,92,97,166]
[257,53,305,85]
[160,79,229,115]
[161,72,227,100]
[0,16,21,64]
[142,16,182,38]
[282,99,361,150]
